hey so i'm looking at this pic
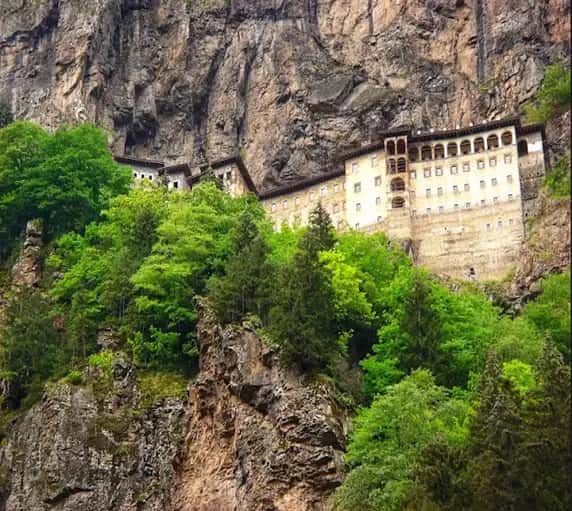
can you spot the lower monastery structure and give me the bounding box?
[115,117,547,282]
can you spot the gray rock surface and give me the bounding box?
[0,0,569,189]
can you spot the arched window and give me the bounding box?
[434,144,445,159]
[447,142,458,157]
[397,157,407,173]
[386,140,396,155]
[408,147,419,162]
[397,139,407,154]
[388,158,397,174]
[391,177,406,192]
[421,145,432,160]
[474,137,485,153]
[392,196,406,209]
[517,139,529,156]
[460,140,471,155]
[501,131,513,146]
[487,134,499,150]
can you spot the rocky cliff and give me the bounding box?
[0,0,569,188]
[0,310,347,511]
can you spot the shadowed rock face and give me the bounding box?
[0,0,569,189]
[171,310,348,511]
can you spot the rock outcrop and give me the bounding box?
[0,1,569,188]
[11,219,44,288]
[0,354,186,511]
[171,309,347,511]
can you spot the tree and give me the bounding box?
[208,209,271,324]
[0,122,131,257]
[525,62,571,123]
[269,203,339,371]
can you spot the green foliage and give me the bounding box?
[0,102,13,129]
[268,203,340,371]
[525,62,571,124]
[522,271,571,359]
[0,122,131,257]
[0,289,63,408]
[137,371,188,408]
[545,155,570,198]
[88,349,114,371]
[333,370,471,511]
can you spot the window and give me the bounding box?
[504,154,512,164]
[426,207,431,214]
[148,175,153,180]
[320,186,327,196]
[386,140,396,155]
[517,140,529,156]
[355,223,360,229]
[465,202,471,209]
[437,187,443,196]
[434,144,445,159]
[397,158,407,173]
[388,159,397,173]
[426,188,432,197]
[409,190,416,199]
[173,181,179,189]
[491,178,498,186]
[460,140,471,155]
[438,205,444,213]
[356,203,362,212]
[391,177,405,192]
[283,200,288,209]
[422,145,432,160]
[447,142,458,157]
[295,196,301,206]
[474,137,485,152]
[333,203,339,213]
[351,162,358,173]
[450,165,458,175]
[498,220,503,227]
[374,175,382,186]
[486,223,492,230]
[376,196,382,205]
[493,196,499,204]
[333,184,339,193]
[435,167,443,176]
[453,185,459,193]
[477,159,485,169]
[372,155,378,167]
[133,172,138,177]
[454,203,459,210]
[508,193,514,201]
[226,171,232,181]
[464,183,470,191]
[392,197,406,208]
[480,180,486,188]
[489,157,496,167]
[410,170,417,179]
[409,147,420,161]
[507,175,513,183]
[354,182,361,193]
[377,216,383,223]
[501,131,513,146]
[411,210,417,217]
[463,162,470,172]
[487,134,499,150]
[271,203,277,212]
[397,139,407,154]
[481,199,486,206]
[424,168,431,178]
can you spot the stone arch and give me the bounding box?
[408,146,419,161]
[391,196,406,209]
[460,139,471,155]
[386,140,396,155]
[517,139,529,156]
[421,145,432,160]
[447,142,458,157]
[501,131,513,146]
[391,177,406,192]
[434,144,445,159]
[487,134,499,150]
[474,137,485,152]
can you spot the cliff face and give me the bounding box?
[0,0,569,188]
[0,312,347,511]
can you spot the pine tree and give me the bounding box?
[209,210,270,324]
[269,203,339,371]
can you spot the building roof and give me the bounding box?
[160,162,192,177]
[113,155,165,168]
[197,155,258,193]
[258,168,345,200]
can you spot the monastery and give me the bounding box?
[115,116,547,281]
